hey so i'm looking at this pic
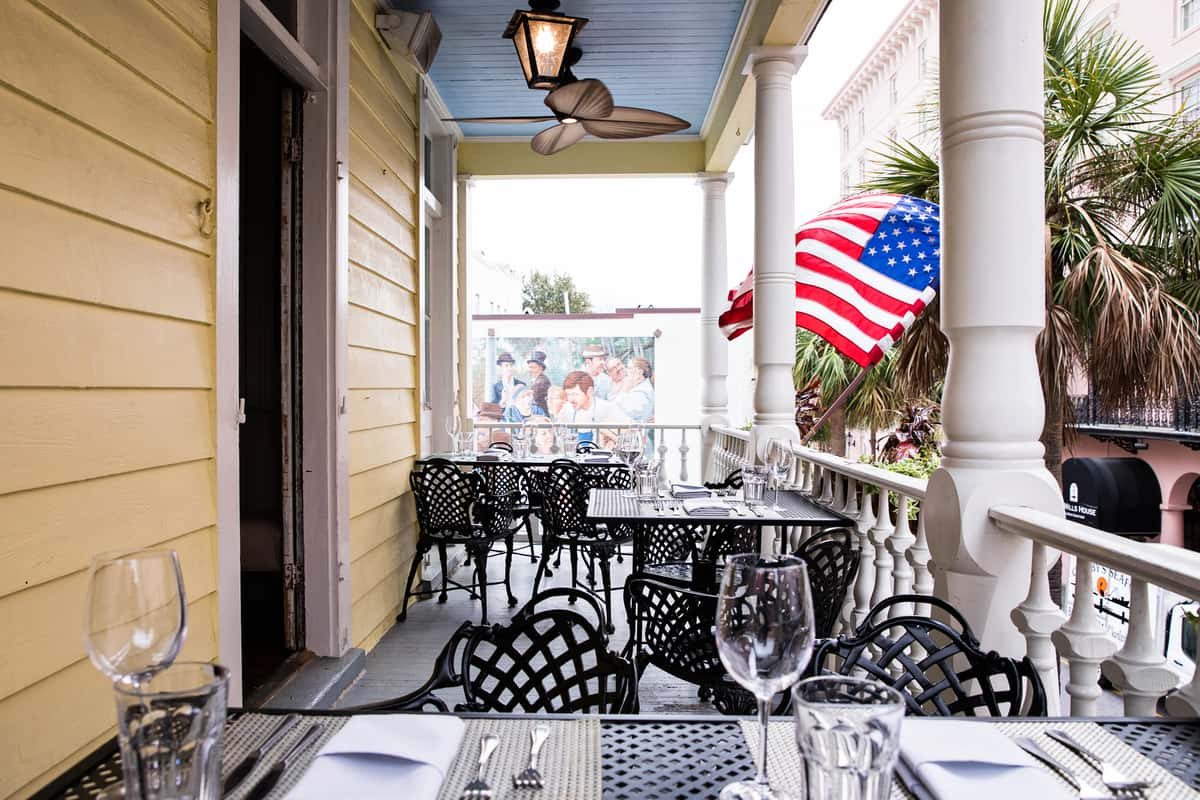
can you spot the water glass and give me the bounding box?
[114,662,230,800]
[636,464,659,500]
[741,465,769,506]
[456,431,475,456]
[792,676,905,800]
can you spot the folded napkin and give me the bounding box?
[670,483,712,499]
[584,455,613,463]
[898,719,1071,800]
[475,453,501,461]
[682,498,733,517]
[286,715,465,800]
[585,449,612,456]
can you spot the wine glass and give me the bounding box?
[715,554,815,800]
[85,548,187,684]
[617,429,644,496]
[768,443,794,513]
[445,414,462,450]
[84,548,187,800]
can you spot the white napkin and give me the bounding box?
[584,449,612,456]
[670,483,712,499]
[898,719,1071,800]
[584,455,613,463]
[682,498,733,516]
[285,715,466,800]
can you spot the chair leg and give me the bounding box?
[532,544,554,597]
[474,546,490,624]
[569,544,579,601]
[437,543,449,604]
[526,514,539,562]
[504,535,518,606]
[396,542,425,622]
[599,552,615,635]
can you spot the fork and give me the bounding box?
[1047,729,1156,795]
[1014,737,1111,800]
[513,723,550,789]
[461,733,499,800]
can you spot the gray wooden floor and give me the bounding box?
[335,543,712,713]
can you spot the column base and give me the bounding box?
[925,461,1062,656]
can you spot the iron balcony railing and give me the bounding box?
[1070,394,1200,433]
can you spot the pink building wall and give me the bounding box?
[1064,435,1200,548]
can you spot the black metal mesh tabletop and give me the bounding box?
[34,713,1200,799]
[588,488,849,525]
[423,453,627,468]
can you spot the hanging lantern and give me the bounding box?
[503,1,588,90]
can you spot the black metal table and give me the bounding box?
[32,712,1200,799]
[586,488,850,527]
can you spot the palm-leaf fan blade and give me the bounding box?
[545,78,614,119]
[531,122,586,155]
[442,116,557,124]
[581,107,690,139]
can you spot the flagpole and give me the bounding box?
[799,365,873,447]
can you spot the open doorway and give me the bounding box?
[239,33,304,696]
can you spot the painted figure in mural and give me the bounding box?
[526,349,551,412]
[527,415,560,455]
[546,384,565,419]
[615,356,655,422]
[476,401,504,451]
[581,344,613,400]
[502,385,546,424]
[605,357,626,398]
[559,371,631,427]
[488,351,526,406]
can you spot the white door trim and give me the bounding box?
[215,0,352,705]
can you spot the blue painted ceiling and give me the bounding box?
[394,1,748,138]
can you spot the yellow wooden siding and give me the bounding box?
[0,0,217,796]
[347,0,422,652]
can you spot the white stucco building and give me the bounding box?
[824,0,1200,195]
[469,249,525,315]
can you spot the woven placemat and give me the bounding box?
[220,713,350,800]
[740,719,1200,800]
[437,718,602,800]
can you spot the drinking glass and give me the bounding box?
[85,548,187,684]
[768,444,794,512]
[792,676,905,800]
[445,414,462,442]
[114,662,230,800]
[715,555,815,800]
[741,464,769,507]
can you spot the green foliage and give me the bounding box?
[863,449,942,482]
[792,331,908,434]
[520,271,593,314]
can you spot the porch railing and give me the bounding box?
[707,425,1200,718]
[1070,393,1200,433]
[474,421,701,484]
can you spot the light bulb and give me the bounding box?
[534,25,557,54]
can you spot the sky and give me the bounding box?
[468,0,909,310]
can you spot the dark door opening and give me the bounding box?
[239,33,304,697]
[1184,478,1200,553]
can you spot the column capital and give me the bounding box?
[742,45,807,77]
[697,171,734,193]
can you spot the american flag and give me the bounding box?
[718,193,941,368]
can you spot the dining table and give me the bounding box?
[33,709,1200,799]
[420,451,629,469]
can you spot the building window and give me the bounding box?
[842,126,849,150]
[840,170,850,198]
[857,108,865,137]
[857,156,866,185]
[888,126,898,143]
[918,41,928,76]
[1182,0,1199,33]
[1180,73,1200,120]
[889,74,898,105]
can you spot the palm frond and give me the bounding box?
[861,139,940,201]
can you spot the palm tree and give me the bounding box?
[865,0,1200,483]
[793,331,908,457]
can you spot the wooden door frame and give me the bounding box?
[215,0,351,704]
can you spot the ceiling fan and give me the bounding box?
[445,77,691,155]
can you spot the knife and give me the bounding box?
[241,723,324,800]
[223,714,301,795]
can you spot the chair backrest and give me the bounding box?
[624,575,724,693]
[541,460,604,540]
[704,470,744,491]
[858,594,981,645]
[478,463,526,503]
[461,588,634,714]
[409,459,479,540]
[811,598,1047,717]
[699,524,760,563]
[488,440,514,452]
[794,527,859,638]
[575,440,597,453]
[473,490,518,540]
[638,522,706,567]
[580,463,634,490]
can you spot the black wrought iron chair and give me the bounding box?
[793,526,859,638]
[488,440,514,452]
[477,463,541,565]
[357,588,635,714]
[534,460,633,633]
[810,594,1047,717]
[575,440,597,454]
[704,470,743,492]
[623,574,725,711]
[397,459,518,625]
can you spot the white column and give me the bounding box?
[922,0,1063,656]
[699,173,733,481]
[745,46,806,461]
